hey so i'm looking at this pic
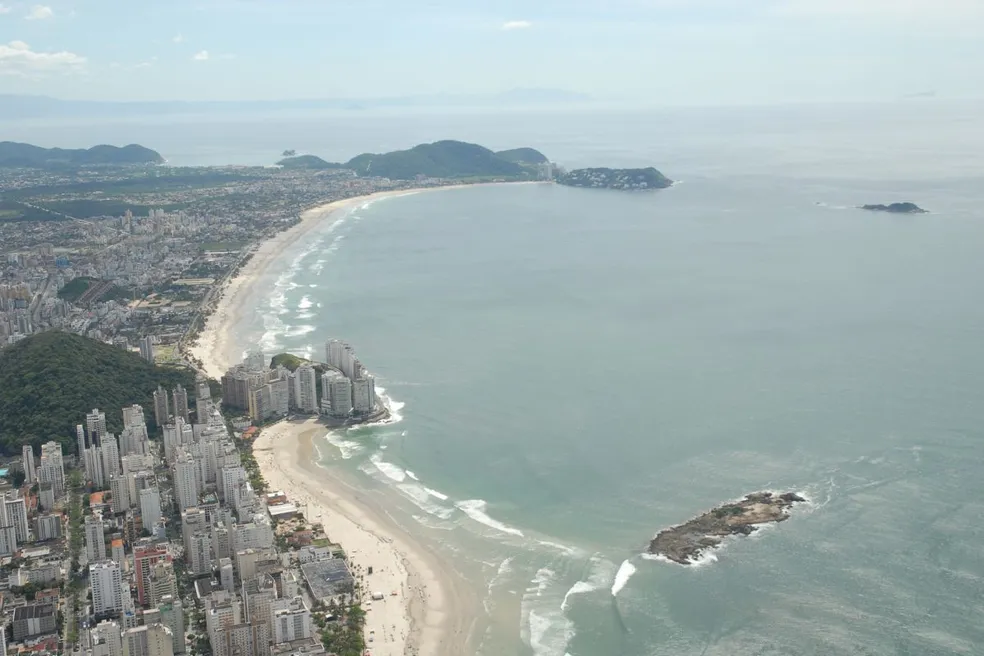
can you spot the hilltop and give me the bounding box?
[0,331,196,455]
[0,141,164,168]
[344,140,545,180]
[494,148,549,165]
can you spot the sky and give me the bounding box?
[0,0,982,105]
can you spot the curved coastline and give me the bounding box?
[189,183,526,655]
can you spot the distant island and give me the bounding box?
[860,202,927,214]
[0,141,163,168]
[557,167,673,190]
[649,491,806,565]
[276,154,344,170]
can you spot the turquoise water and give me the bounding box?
[216,105,984,655]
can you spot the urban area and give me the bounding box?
[0,162,419,656]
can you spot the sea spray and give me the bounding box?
[611,560,637,597]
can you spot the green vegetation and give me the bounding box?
[276,155,343,170]
[2,169,257,201]
[315,602,366,656]
[0,332,196,455]
[269,353,313,371]
[237,435,267,493]
[495,147,549,164]
[557,167,673,190]
[57,277,131,304]
[344,140,542,180]
[270,353,331,399]
[0,141,163,168]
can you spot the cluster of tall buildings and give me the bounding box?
[220,341,378,423]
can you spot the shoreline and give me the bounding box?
[253,418,479,656]
[190,182,531,655]
[188,181,540,378]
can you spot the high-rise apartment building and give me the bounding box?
[91,560,124,616]
[172,386,189,422]
[139,487,162,530]
[139,336,155,363]
[153,386,170,428]
[172,457,199,511]
[294,365,319,413]
[38,441,65,499]
[86,408,108,446]
[85,515,107,562]
[21,445,35,485]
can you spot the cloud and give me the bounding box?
[25,5,53,20]
[0,40,85,75]
[501,20,532,30]
[0,4,12,15]
[173,34,185,43]
[192,50,209,61]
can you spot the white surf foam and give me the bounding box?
[368,453,407,482]
[536,540,579,556]
[425,487,450,501]
[611,560,637,597]
[396,483,454,520]
[323,432,363,460]
[406,471,419,481]
[520,568,574,656]
[560,582,594,611]
[456,499,525,537]
[297,295,313,310]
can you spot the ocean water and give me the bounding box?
[22,102,984,654]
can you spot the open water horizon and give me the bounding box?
[18,103,984,655]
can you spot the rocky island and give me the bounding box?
[860,202,927,214]
[557,166,672,190]
[649,491,806,565]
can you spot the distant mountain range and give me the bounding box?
[0,88,592,120]
[278,140,551,181]
[0,141,163,168]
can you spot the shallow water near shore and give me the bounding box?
[211,104,984,655]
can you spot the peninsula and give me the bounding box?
[557,166,673,190]
[860,202,927,214]
[649,491,806,565]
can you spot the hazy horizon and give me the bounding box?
[1,0,983,106]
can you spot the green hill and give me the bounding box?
[557,167,673,190]
[276,154,344,170]
[0,141,164,168]
[0,332,196,455]
[495,148,549,165]
[343,140,541,180]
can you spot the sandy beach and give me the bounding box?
[188,184,498,654]
[253,419,475,656]
[189,187,426,379]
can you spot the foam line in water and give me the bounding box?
[323,432,363,460]
[561,582,595,611]
[611,560,636,597]
[456,499,525,537]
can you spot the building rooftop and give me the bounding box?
[13,602,55,621]
[299,558,353,601]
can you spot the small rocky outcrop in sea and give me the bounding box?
[648,491,806,565]
[860,202,927,214]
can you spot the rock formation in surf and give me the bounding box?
[648,491,805,565]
